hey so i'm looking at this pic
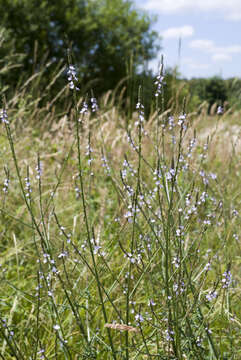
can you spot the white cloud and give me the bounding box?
[189,39,214,52]
[189,39,241,62]
[183,57,210,69]
[212,54,231,61]
[162,25,194,39]
[223,45,241,54]
[143,0,241,21]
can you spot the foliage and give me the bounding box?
[189,77,229,113]
[205,77,228,111]
[226,77,241,109]
[0,0,160,95]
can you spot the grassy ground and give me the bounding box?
[0,69,241,359]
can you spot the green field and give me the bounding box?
[0,67,241,359]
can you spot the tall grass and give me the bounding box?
[0,59,241,360]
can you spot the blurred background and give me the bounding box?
[1,0,241,116]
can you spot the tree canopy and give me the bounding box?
[0,0,160,94]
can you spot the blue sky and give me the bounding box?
[133,0,241,79]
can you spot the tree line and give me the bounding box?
[0,0,240,116]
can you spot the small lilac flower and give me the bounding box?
[217,106,223,115]
[232,209,238,217]
[164,329,174,342]
[79,101,88,117]
[204,262,211,271]
[222,270,232,288]
[148,299,156,306]
[168,115,175,130]
[172,256,180,268]
[91,97,99,112]
[75,186,80,199]
[36,162,43,179]
[3,179,9,193]
[205,290,217,301]
[101,156,110,174]
[135,314,144,323]
[154,68,165,97]
[25,177,32,197]
[0,109,9,124]
[178,113,186,127]
[135,101,145,127]
[67,65,79,90]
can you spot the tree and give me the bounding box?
[189,77,228,113]
[205,77,227,112]
[0,0,160,95]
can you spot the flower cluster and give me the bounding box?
[205,290,218,302]
[135,101,145,129]
[155,71,165,97]
[91,97,99,112]
[3,178,9,193]
[0,109,9,124]
[222,270,232,289]
[79,101,88,117]
[36,161,43,179]
[217,106,223,115]
[25,177,32,197]
[67,65,79,90]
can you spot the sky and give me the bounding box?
[133,0,241,79]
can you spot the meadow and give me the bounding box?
[0,61,241,359]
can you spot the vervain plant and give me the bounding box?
[0,56,240,360]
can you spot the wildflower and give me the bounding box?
[204,262,211,271]
[79,101,89,120]
[91,97,99,112]
[0,109,9,124]
[125,252,136,263]
[93,245,101,255]
[171,134,176,145]
[58,251,68,258]
[172,256,180,268]
[24,177,32,197]
[217,106,223,115]
[178,113,186,126]
[3,178,9,193]
[59,226,65,235]
[37,348,45,360]
[205,290,217,301]
[232,209,238,217]
[53,324,60,331]
[205,326,212,334]
[67,65,79,90]
[154,69,165,97]
[148,299,156,306]
[135,101,145,127]
[168,115,175,130]
[85,143,93,158]
[135,314,144,323]
[75,186,81,199]
[166,169,175,181]
[222,270,232,288]
[36,161,43,179]
[209,172,217,180]
[196,336,202,347]
[173,281,185,295]
[124,209,133,223]
[101,155,111,174]
[164,328,174,342]
[187,137,196,157]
